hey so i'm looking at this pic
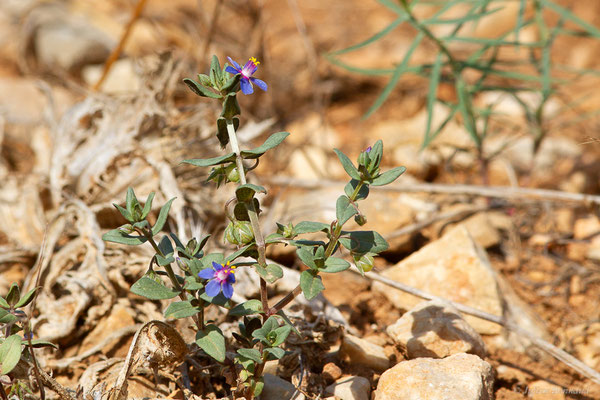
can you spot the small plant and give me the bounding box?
[0,284,55,399]
[102,55,405,398]
[327,0,600,183]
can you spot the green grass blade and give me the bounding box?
[541,0,600,38]
[515,0,526,44]
[421,104,459,149]
[423,6,503,25]
[363,31,425,119]
[456,76,480,146]
[328,17,406,56]
[423,53,444,147]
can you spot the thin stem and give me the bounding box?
[225,120,270,316]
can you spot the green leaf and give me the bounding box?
[339,230,389,254]
[237,348,262,363]
[210,55,222,83]
[102,229,148,246]
[229,299,264,316]
[336,195,358,225]
[164,301,201,319]
[196,325,226,363]
[15,287,39,309]
[424,52,443,146]
[296,247,317,270]
[130,276,179,300]
[113,203,132,221]
[300,270,325,300]
[0,297,8,309]
[456,77,480,147]
[252,316,279,344]
[140,192,155,219]
[344,180,369,201]
[125,187,139,217]
[271,325,292,347]
[263,347,285,360]
[294,221,330,234]
[183,275,204,291]
[541,0,600,38]
[29,339,58,349]
[0,309,16,324]
[182,153,236,167]
[151,198,176,236]
[221,93,241,119]
[329,17,406,57]
[255,264,283,284]
[333,149,360,180]
[423,6,503,25]
[0,334,22,375]
[225,244,255,262]
[5,284,20,307]
[183,78,222,99]
[321,257,351,273]
[236,184,267,202]
[157,235,174,257]
[276,310,301,337]
[240,132,290,159]
[371,167,406,186]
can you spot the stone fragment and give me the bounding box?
[375,353,494,400]
[322,362,343,383]
[340,333,389,372]
[260,374,304,400]
[326,376,371,400]
[82,58,141,93]
[373,226,503,334]
[386,299,486,359]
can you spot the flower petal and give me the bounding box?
[227,274,236,284]
[227,57,241,71]
[240,78,253,95]
[212,261,224,270]
[222,282,234,298]
[225,65,240,75]
[205,279,221,297]
[251,78,267,92]
[198,268,215,279]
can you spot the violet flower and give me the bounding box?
[225,57,268,95]
[198,261,236,298]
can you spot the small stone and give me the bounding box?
[461,212,501,248]
[386,299,486,359]
[527,380,565,400]
[340,334,389,372]
[260,374,304,400]
[325,376,371,400]
[262,360,280,376]
[322,362,343,383]
[375,353,494,400]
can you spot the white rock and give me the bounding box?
[372,226,503,334]
[82,59,141,93]
[386,299,486,359]
[340,333,389,372]
[326,376,371,400]
[375,353,494,400]
[260,374,304,400]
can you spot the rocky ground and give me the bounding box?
[2,0,600,399]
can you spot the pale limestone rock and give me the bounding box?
[373,226,503,334]
[558,322,600,370]
[260,374,304,400]
[326,376,371,400]
[386,299,486,359]
[375,353,494,400]
[82,59,141,93]
[527,380,565,400]
[340,333,389,372]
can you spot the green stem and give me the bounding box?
[225,119,270,317]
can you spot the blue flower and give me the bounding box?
[225,57,268,95]
[198,261,236,298]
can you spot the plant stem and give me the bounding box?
[225,120,270,316]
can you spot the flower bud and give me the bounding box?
[224,221,255,245]
[226,164,240,183]
[354,213,367,226]
[118,224,135,234]
[354,253,375,273]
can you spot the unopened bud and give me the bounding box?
[354,213,367,226]
[224,221,254,245]
[354,253,375,273]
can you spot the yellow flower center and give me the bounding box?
[250,57,260,65]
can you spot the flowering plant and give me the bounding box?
[103,55,405,399]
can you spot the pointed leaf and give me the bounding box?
[0,334,22,375]
[333,149,360,180]
[240,132,290,159]
[237,348,262,363]
[183,78,222,99]
[236,184,267,202]
[0,309,16,324]
[263,347,285,360]
[336,195,358,225]
[15,287,39,309]
[102,229,147,245]
[182,153,236,167]
[300,270,325,300]
[294,221,330,234]
[229,299,264,316]
[164,301,201,319]
[371,166,406,186]
[296,247,317,269]
[141,192,155,219]
[130,276,179,300]
[339,230,389,254]
[113,203,132,221]
[151,198,176,235]
[321,257,351,273]
[344,179,369,201]
[255,263,283,284]
[196,325,226,362]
